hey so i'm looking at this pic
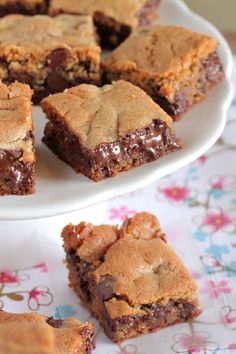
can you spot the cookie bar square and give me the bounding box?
[62,212,201,342]
[49,0,160,48]
[103,25,224,120]
[0,0,48,16]
[41,80,182,182]
[0,311,95,354]
[0,14,101,103]
[0,81,35,195]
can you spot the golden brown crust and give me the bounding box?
[0,14,100,60]
[103,25,218,75]
[41,80,173,150]
[62,222,119,262]
[0,311,95,354]
[120,211,164,240]
[95,237,197,308]
[103,25,218,101]
[0,81,33,149]
[49,0,149,27]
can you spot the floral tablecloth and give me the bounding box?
[0,60,236,354]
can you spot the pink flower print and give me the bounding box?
[210,175,235,191]
[200,255,221,270]
[161,186,189,202]
[109,206,136,222]
[33,263,48,273]
[202,280,231,299]
[158,180,196,203]
[172,332,218,352]
[200,208,236,234]
[28,286,53,311]
[198,155,207,164]
[228,344,236,349]
[109,345,142,354]
[221,306,236,330]
[225,311,236,324]
[0,272,19,284]
[212,180,224,190]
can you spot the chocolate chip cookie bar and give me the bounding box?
[103,25,224,120]
[0,81,35,195]
[49,0,160,48]
[0,0,48,16]
[41,80,182,182]
[0,14,101,103]
[62,212,201,342]
[0,311,95,354]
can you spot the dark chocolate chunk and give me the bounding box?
[97,275,115,301]
[47,317,63,328]
[0,148,34,192]
[0,149,23,187]
[0,1,47,16]
[46,72,69,92]
[93,12,131,49]
[203,51,224,83]
[46,48,69,69]
[7,71,32,85]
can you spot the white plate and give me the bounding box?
[0,0,233,220]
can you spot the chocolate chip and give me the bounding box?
[203,52,224,83]
[97,275,115,301]
[46,48,69,70]
[46,73,69,91]
[47,317,63,328]
[0,149,23,187]
[7,71,32,85]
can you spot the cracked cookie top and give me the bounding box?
[0,14,99,57]
[0,81,32,147]
[103,25,218,77]
[41,80,173,150]
[49,0,152,27]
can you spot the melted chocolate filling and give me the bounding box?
[0,148,34,191]
[43,119,181,182]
